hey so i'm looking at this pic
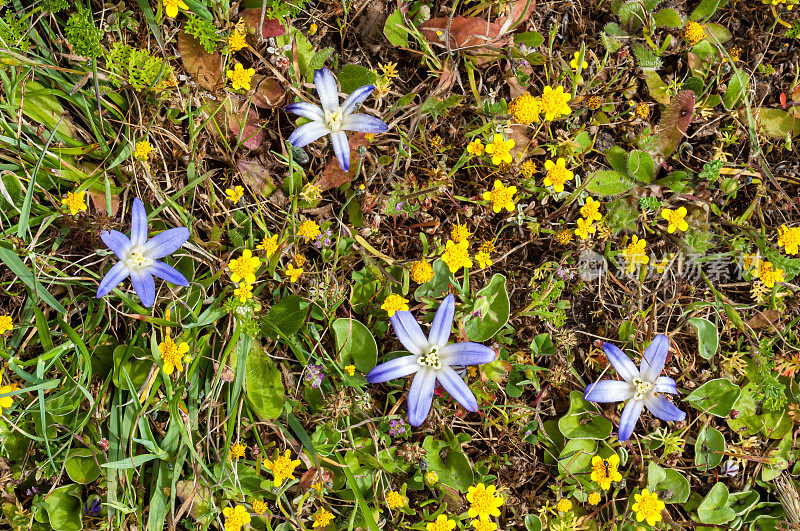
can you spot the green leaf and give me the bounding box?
[626,150,655,183]
[685,378,741,417]
[726,383,792,439]
[632,43,662,70]
[704,22,732,43]
[384,8,408,47]
[654,8,683,28]
[245,342,285,421]
[643,70,670,104]
[514,31,544,48]
[44,484,83,531]
[332,318,378,373]
[558,391,613,439]
[306,47,335,73]
[263,295,309,338]
[756,109,800,139]
[723,70,748,110]
[525,515,543,531]
[761,432,792,481]
[698,483,736,525]
[65,448,104,484]
[558,438,596,478]
[422,436,474,492]
[687,317,718,359]
[464,274,510,342]
[647,462,691,503]
[695,426,725,471]
[338,64,378,94]
[414,259,452,300]
[690,0,728,20]
[0,248,66,313]
[586,170,635,196]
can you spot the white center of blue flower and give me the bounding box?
[416,347,442,370]
[125,247,153,271]
[632,377,653,400]
[325,108,343,132]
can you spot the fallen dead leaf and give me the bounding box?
[239,9,287,40]
[317,133,371,191]
[237,159,277,197]
[747,309,783,330]
[177,31,223,91]
[250,75,286,108]
[88,190,120,217]
[420,16,511,64]
[229,106,264,150]
[507,0,537,26]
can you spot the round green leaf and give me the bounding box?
[585,170,635,196]
[422,436,474,492]
[648,462,691,504]
[65,448,103,484]
[44,484,83,531]
[558,391,613,440]
[687,317,718,359]
[698,482,736,525]
[695,426,725,471]
[332,318,378,372]
[685,378,741,417]
[626,150,655,183]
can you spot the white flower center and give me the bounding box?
[125,247,153,271]
[325,108,344,132]
[632,377,653,400]
[416,346,442,370]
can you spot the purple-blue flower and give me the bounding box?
[285,67,388,172]
[96,198,189,308]
[367,294,496,426]
[584,334,685,441]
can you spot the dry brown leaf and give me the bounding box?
[419,16,510,64]
[178,31,223,91]
[507,124,534,159]
[237,159,277,196]
[432,59,457,95]
[508,0,537,25]
[239,9,287,40]
[229,107,264,150]
[250,75,286,108]
[317,133,371,191]
[746,309,783,330]
[88,190,120,217]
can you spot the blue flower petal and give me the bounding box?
[390,311,428,356]
[436,366,479,412]
[341,113,389,134]
[654,376,678,394]
[141,227,189,259]
[287,121,332,148]
[439,342,495,366]
[645,395,686,422]
[618,398,644,442]
[407,368,436,426]
[603,342,638,381]
[96,261,130,299]
[584,380,635,403]
[340,84,375,115]
[640,334,669,381]
[130,270,156,308]
[130,198,148,248]
[284,102,325,121]
[148,260,189,286]
[428,294,455,347]
[366,355,419,383]
[330,131,350,172]
[100,230,131,260]
[313,68,339,112]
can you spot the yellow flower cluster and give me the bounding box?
[0,315,12,334]
[228,30,248,52]
[778,224,800,255]
[483,180,517,213]
[587,491,601,505]
[158,336,190,375]
[451,223,472,243]
[313,508,334,528]
[476,240,495,269]
[540,85,572,121]
[754,260,785,288]
[258,235,280,257]
[134,140,153,160]
[467,483,504,522]
[382,294,410,317]
[520,159,536,177]
[62,191,88,216]
[227,63,255,91]
[467,139,485,156]
[229,249,261,285]
[264,449,301,486]
[386,489,408,509]
[543,158,574,193]
[442,239,473,273]
[590,454,622,490]
[228,442,246,461]
[410,260,434,284]
[222,505,251,531]
[426,514,456,531]
[163,0,188,19]
[252,499,268,516]
[683,21,706,45]
[574,197,603,240]
[661,207,689,233]
[0,382,19,416]
[556,497,572,513]
[297,219,321,243]
[510,92,542,125]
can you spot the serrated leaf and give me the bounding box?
[632,43,662,70]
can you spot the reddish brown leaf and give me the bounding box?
[88,190,120,216]
[239,9,287,40]
[250,75,286,108]
[746,309,782,330]
[508,0,537,25]
[317,133,371,191]
[657,90,695,157]
[177,31,223,91]
[419,16,510,64]
[229,108,264,150]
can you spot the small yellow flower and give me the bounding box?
[0,382,19,415]
[223,504,251,531]
[441,239,473,273]
[294,254,306,267]
[756,261,785,288]
[484,134,515,165]
[252,499,269,516]
[510,92,542,125]
[313,508,334,528]
[451,223,472,243]
[467,139,485,156]
[233,282,253,303]
[62,191,87,216]
[467,483,504,519]
[588,491,601,505]
[380,62,399,80]
[556,497,572,513]
[587,96,602,110]
[632,489,665,526]
[228,249,261,284]
[622,235,650,273]
[581,197,603,222]
[556,228,573,245]
[520,159,536,177]
[382,294,410,317]
[301,182,323,202]
[574,217,596,240]
[777,224,800,255]
[729,46,741,62]
[590,454,623,490]
[263,449,301,486]
[258,235,280,257]
[683,21,706,45]
[410,260,434,284]
[661,207,689,233]
[344,364,356,376]
[472,519,498,531]
[226,186,245,203]
[159,336,190,375]
[426,514,456,531]
[0,315,12,334]
[543,158,575,193]
[482,180,517,213]
[540,85,572,120]
[163,0,188,18]
[570,51,588,70]
[480,240,496,254]
[309,23,319,35]
[386,489,408,510]
[228,30,248,52]
[285,264,303,282]
[635,102,650,119]
[475,251,492,269]
[227,63,255,91]
[297,220,321,243]
[134,140,153,160]
[425,470,439,485]
[228,442,246,461]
